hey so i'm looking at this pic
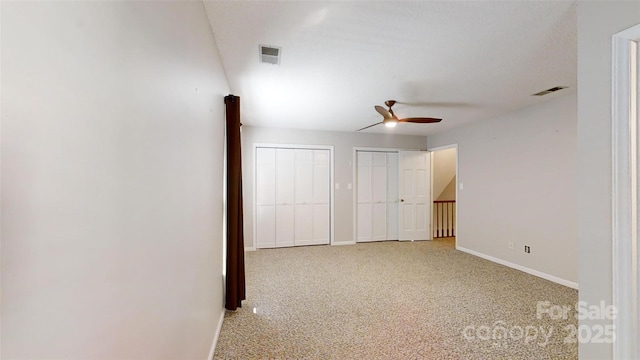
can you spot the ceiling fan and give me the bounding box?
[357,100,442,131]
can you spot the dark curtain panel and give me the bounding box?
[224,94,246,310]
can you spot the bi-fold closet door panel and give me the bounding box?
[256,147,330,249]
[256,148,276,248]
[294,149,330,245]
[386,153,399,240]
[312,150,330,244]
[275,149,295,247]
[371,153,388,241]
[356,152,372,241]
[294,149,314,245]
[356,151,399,242]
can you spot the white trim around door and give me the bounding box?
[612,22,640,360]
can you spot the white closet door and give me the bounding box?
[371,153,387,241]
[294,204,313,245]
[386,153,399,240]
[256,146,331,248]
[356,151,400,242]
[295,149,314,245]
[256,148,276,248]
[356,152,373,242]
[275,205,294,247]
[294,150,313,204]
[275,149,295,247]
[312,150,330,244]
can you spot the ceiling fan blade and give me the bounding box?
[395,101,475,108]
[398,117,442,123]
[356,122,384,131]
[374,105,392,118]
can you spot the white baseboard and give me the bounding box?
[207,309,226,360]
[456,246,579,290]
[332,241,356,246]
[249,243,357,248]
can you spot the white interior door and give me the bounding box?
[399,151,431,241]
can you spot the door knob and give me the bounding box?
[400,199,405,202]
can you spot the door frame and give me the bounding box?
[428,144,459,243]
[253,143,335,248]
[612,23,640,360]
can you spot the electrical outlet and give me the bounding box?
[508,241,514,250]
[524,245,531,254]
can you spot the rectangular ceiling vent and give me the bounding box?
[532,86,567,96]
[260,45,281,65]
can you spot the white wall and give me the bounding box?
[1,2,229,359]
[577,1,640,358]
[427,93,577,285]
[436,177,456,201]
[432,148,456,200]
[241,126,428,248]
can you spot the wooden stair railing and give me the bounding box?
[433,200,456,238]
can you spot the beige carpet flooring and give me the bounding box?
[213,238,578,359]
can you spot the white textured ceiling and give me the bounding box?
[204,1,576,136]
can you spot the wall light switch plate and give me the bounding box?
[459,183,464,190]
[335,183,340,190]
[347,183,352,190]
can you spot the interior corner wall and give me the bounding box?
[437,176,456,201]
[241,126,428,248]
[577,1,640,358]
[1,2,229,359]
[427,93,578,285]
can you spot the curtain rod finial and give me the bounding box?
[224,94,239,103]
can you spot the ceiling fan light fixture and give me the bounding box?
[357,100,442,131]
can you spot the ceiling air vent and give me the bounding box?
[532,86,567,96]
[259,45,281,65]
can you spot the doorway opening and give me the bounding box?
[430,145,457,246]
